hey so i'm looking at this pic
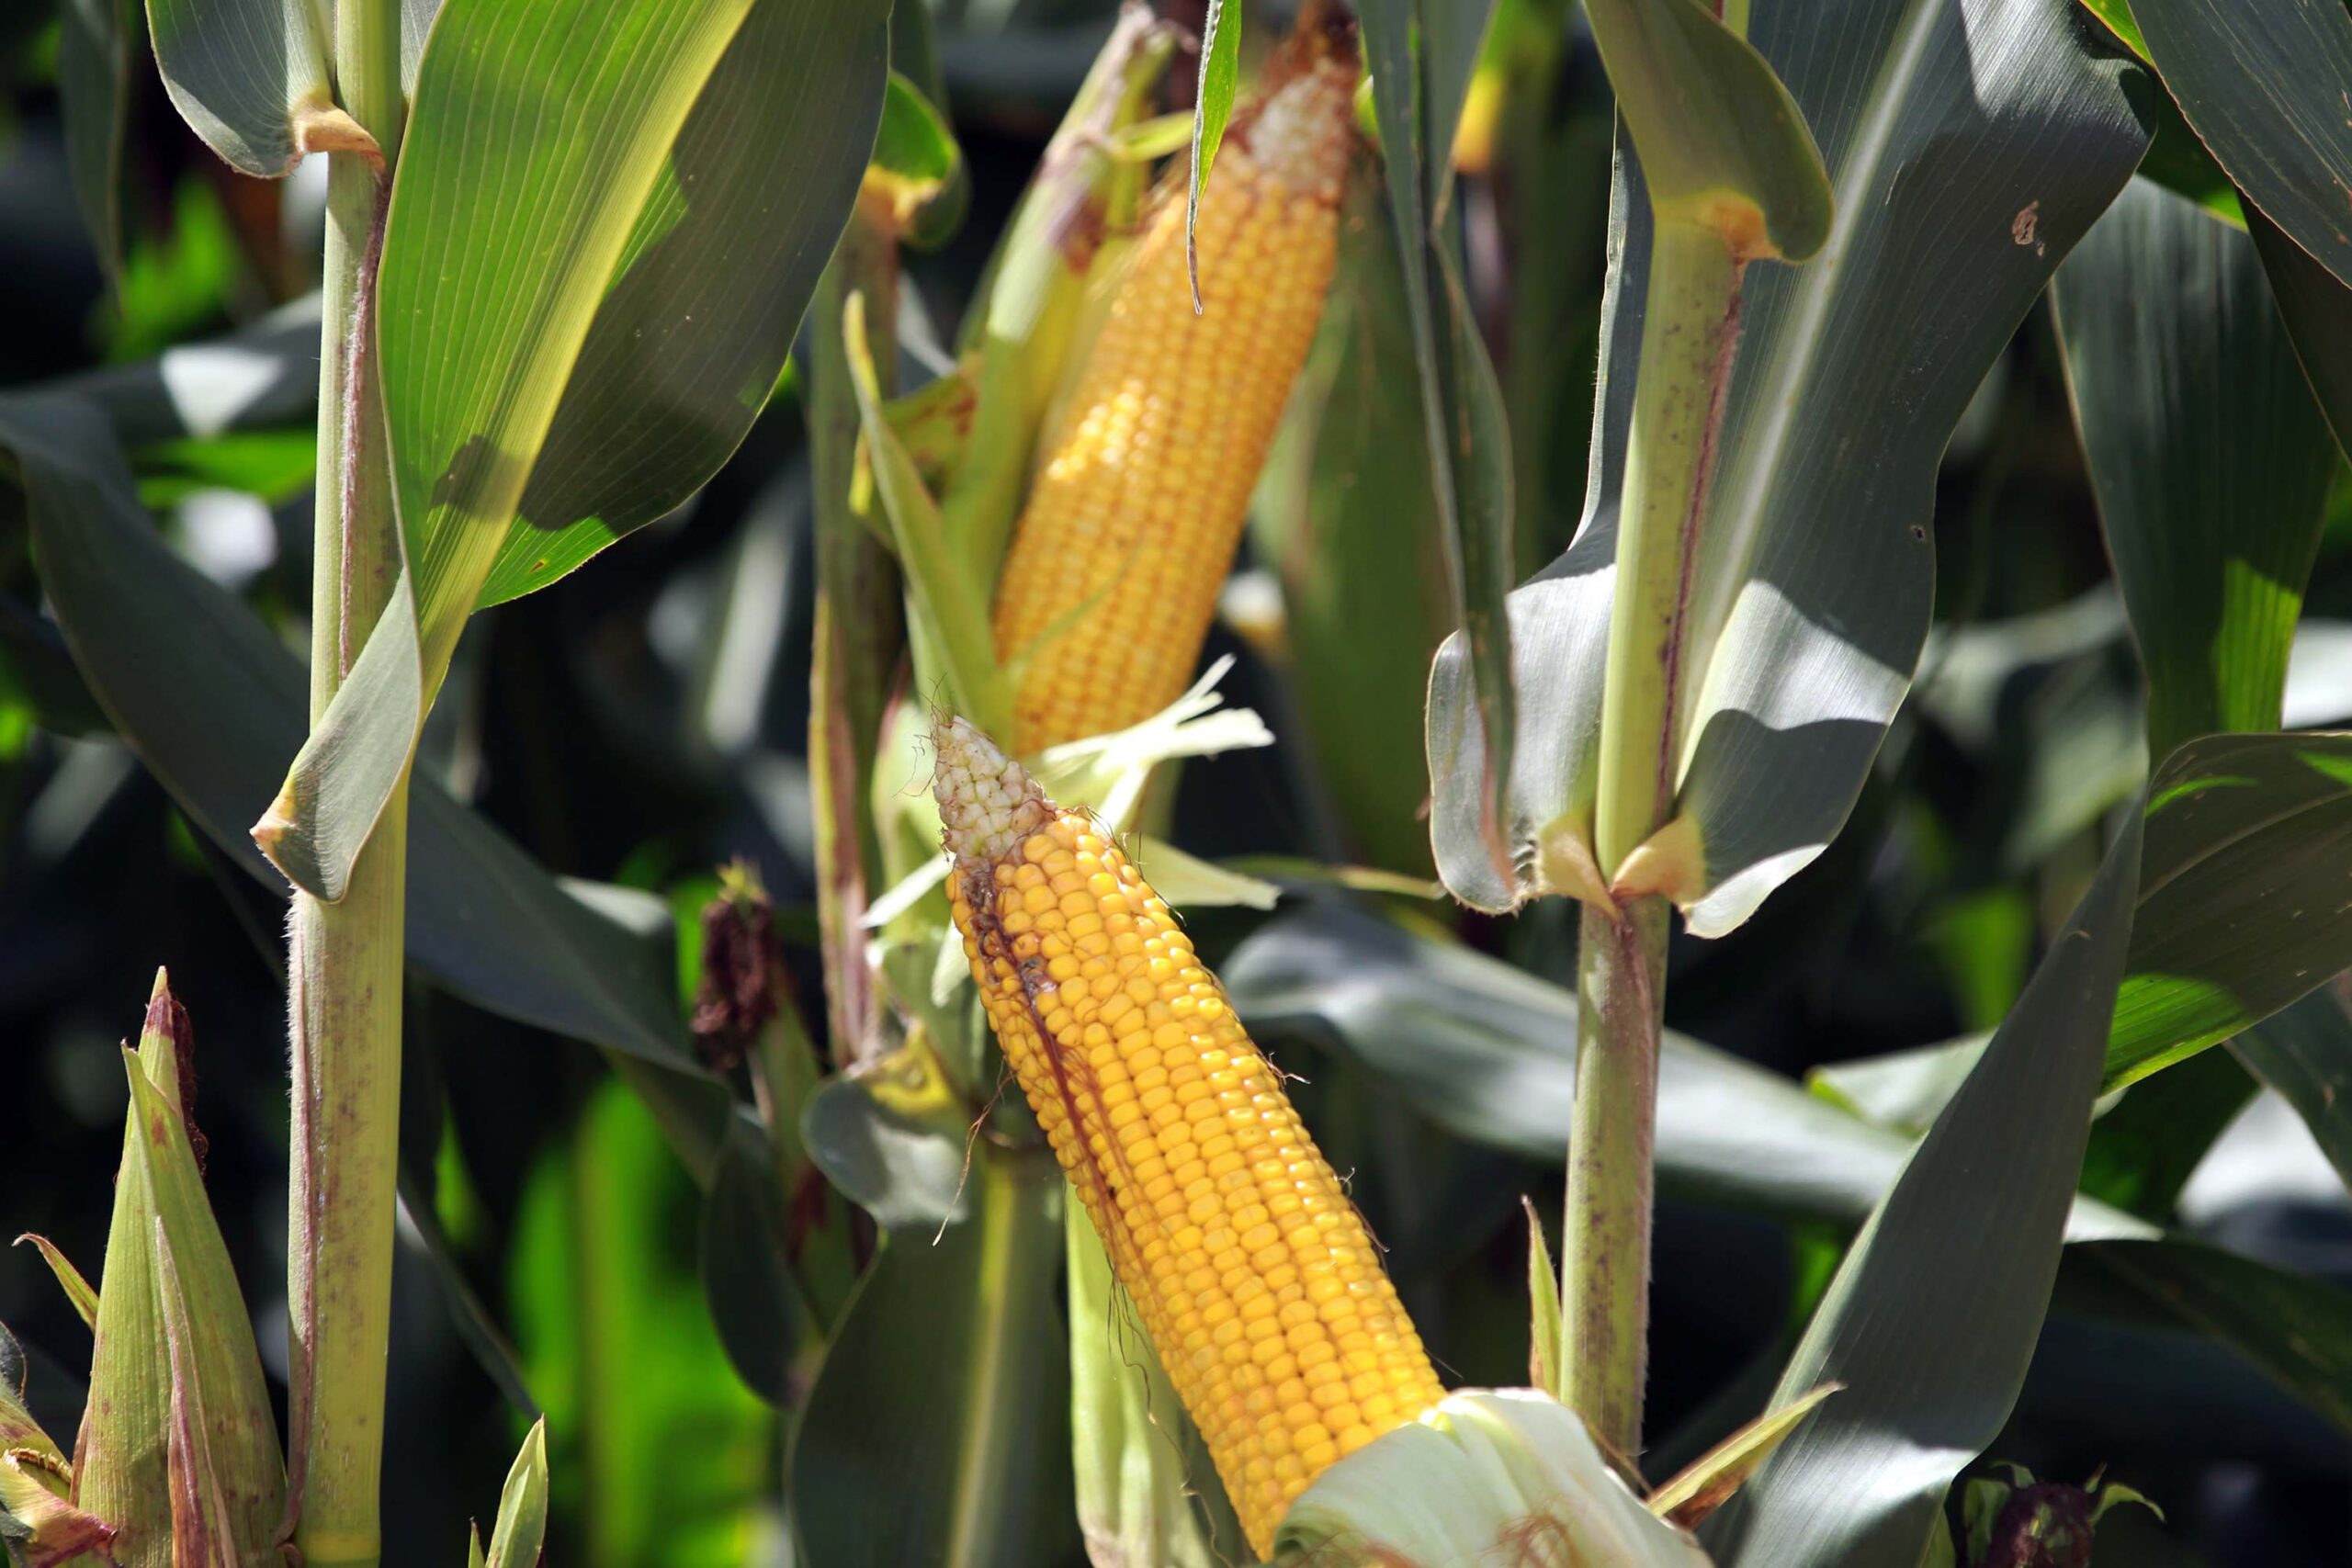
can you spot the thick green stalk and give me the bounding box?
[288,4,406,1564]
[1565,224,1743,1458]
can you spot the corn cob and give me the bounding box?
[990,49,1357,754]
[933,716,1444,1552]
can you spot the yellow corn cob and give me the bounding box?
[932,716,1444,1552]
[991,51,1356,754]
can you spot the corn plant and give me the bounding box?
[10,0,2352,1562]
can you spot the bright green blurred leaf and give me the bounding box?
[481,1420,550,1568]
[1184,0,1241,308]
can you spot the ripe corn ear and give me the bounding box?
[933,717,1444,1552]
[991,56,1356,753]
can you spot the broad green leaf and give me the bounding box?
[58,0,132,279]
[800,1043,973,1230]
[1358,0,1518,889]
[1429,0,2148,928]
[791,1148,1079,1567]
[0,390,705,1081]
[2250,200,2352,458]
[1251,173,1457,877]
[2230,984,2352,1193]
[384,0,886,649]
[2131,0,2352,292]
[2052,178,2334,758]
[1184,0,1241,308]
[1067,1207,1238,1568]
[1702,807,2143,1566]
[481,1421,550,1568]
[1218,903,2148,1238]
[2064,1238,2352,1438]
[1583,0,1829,256]
[1279,1390,1708,1565]
[698,1114,808,1405]
[143,0,337,176]
[2108,733,2352,1089]
[79,979,284,1568]
[276,0,889,901]
[1646,1383,1838,1529]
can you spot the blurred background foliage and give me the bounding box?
[2,0,2350,1562]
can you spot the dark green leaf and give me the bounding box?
[698,1114,807,1404]
[57,0,132,280]
[1428,0,2148,929]
[2066,1238,2352,1436]
[143,0,334,176]
[1184,0,1241,309]
[2132,0,2352,291]
[2109,732,2352,1089]
[1703,807,2143,1565]
[871,70,964,250]
[0,391,704,1080]
[2230,983,2352,1193]
[2052,177,2334,758]
[791,1149,1077,1567]
[2250,200,2352,458]
[1359,0,1519,892]
[800,1052,972,1230]
[1219,902,2145,1235]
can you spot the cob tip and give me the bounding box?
[931,716,1052,864]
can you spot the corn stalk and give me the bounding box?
[285,3,405,1562]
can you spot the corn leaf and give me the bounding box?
[1428,0,2148,930]
[1067,1207,1239,1568]
[1646,1383,1838,1529]
[791,1148,1079,1566]
[1217,902,2149,1238]
[871,71,964,248]
[267,0,890,903]
[481,1421,549,1568]
[800,1043,974,1231]
[2233,984,2352,1193]
[1583,0,1828,256]
[1702,806,2143,1566]
[1184,0,1241,309]
[2251,195,2352,458]
[1252,173,1458,878]
[142,0,336,177]
[2130,0,2352,292]
[2108,732,2352,1090]
[2052,178,2334,761]
[3,387,735,1191]
[13,1237,97,1330]
[1356,0,1518,886]
[57,0,132,281]
[1522,1199,1564,1403]
[698,1114,809,1406]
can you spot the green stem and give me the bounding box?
[288,4,406,1563]
[1566,223,1744,1460]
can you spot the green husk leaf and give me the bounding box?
[1523,1198,1564,1402]
[1185,0,1243,310]
[1276,1390,1708,1564]
[1645,1383,1838,1528]
[12,1237,97,1331]
[481,1420,549,1568]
